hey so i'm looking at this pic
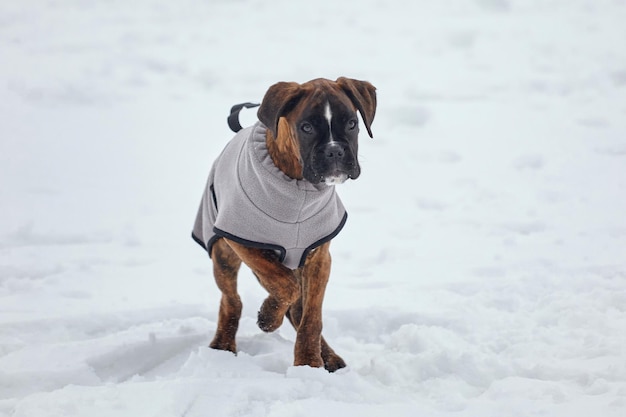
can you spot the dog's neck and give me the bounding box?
[265,118,304,180]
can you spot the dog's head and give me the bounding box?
[258,77,376,185]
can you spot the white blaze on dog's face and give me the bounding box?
[324,102,334,140]
[322,102,349,185]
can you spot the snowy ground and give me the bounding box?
[1,0,626,416]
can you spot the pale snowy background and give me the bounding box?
[1,0,625,416]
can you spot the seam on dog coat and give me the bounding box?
[192,122,347,270]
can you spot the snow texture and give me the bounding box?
[1,0,625,416]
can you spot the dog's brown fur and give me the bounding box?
[266,118,303,180]
[207,78,376,372]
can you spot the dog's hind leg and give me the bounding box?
[209,238,243,353]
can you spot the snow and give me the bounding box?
[1,0,625,416]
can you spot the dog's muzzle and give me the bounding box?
[310,143,360,185]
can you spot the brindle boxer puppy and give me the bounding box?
[192,77,376,371]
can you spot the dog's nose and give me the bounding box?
[324,143,345,160]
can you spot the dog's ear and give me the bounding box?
[257,82,304,138]
[336,77,377,138]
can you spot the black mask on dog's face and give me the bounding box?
[295,96,361,185]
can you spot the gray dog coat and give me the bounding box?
[192,122,347,270]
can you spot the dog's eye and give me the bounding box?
[347,119,357,130]
[301,122,314,134]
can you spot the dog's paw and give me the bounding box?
[323,354,347,373]
[209,337,237,354]
[257,296,286,332]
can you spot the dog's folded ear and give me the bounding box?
[336,77,377,138]
[258,82,304,138]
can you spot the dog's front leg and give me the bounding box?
[223,239,300,332]
[292,242,333,369]
[287,291,346,371]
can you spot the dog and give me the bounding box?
[192,77,376,371]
